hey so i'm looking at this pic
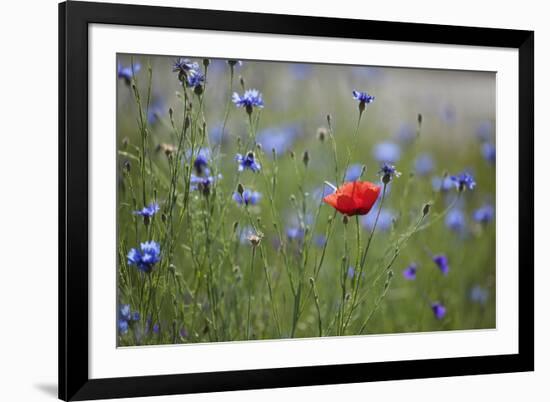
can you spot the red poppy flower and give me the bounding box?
[323,181,381,216]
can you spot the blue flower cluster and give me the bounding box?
[117,62,140,85]
[134,202,160,218]
[118,304,140,334]
[232,89,264,113]
[127,241,161,273]
[450,172,476,192]
[235,152,261,173]
[233,189,262,206]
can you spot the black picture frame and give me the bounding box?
[59,1,534,400]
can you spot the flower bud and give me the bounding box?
[422,203,431,216]
[302,150,310,167]
[203,58,210,68]
[342,215,349,225]
[237,183,244,195]
[317,127,327,142]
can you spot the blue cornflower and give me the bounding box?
[433,254,449,275]
[402,263,418,280]
[233,189,262,206]
[345,164,363,181]
[286,226,305,241]
[127,241,161,273]
[120,304,131,322]
[186,68,205,88]
[414,154,434,177]
[432,175,454,192]
[256,125,298,157]
[445,209,466,233]
[191,148,211,175]
[209,124,225,145]
[347,267,355,279]
[352,90,375,112]
[147,97,165,125]
[395,123,416,145]
[313,234,327,248]
[235,152,261,173]
[361,207,395,232]
[118,319,129,334]
[190,174,220,196]
[134,202,160,218]
[440,104,456,125]
[173,58,199,77]
[476,120,493,142]
[117,62,140,85]
[153,323,160,334]
[481,142,496,164]
[373,142,401,164]
[118,304,139,334]
[378,163,401,184]
[473,204,494,224]
[232,89,264,113]
[431,302,446,320]
[289,63,313,80]
[450,171,476,192]
[470,285,489,304]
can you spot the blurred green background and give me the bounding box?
[117,54,495,344]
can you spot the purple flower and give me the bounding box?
[450,172,476,192]
[481,142,496,164]
[473,204,495,224]
[235,152,261,173]
[361,207,395,232]
[191,148,211,175]
[476,120,493,142]
[347,267,355,279]
[373,142,401,164]
[352,90,375,111]
[134,202,160,218]
[173,58,199,76]
[190,174,220,196]
[402,263,417,280]
[118,319,129,334]
[232,89,264,113]
[120,304,131,322]
[127,241,161,273]
[378,163,401,184]
[313,234,327,248]
[431,302,446,320]
[432,175,454,192]
[395,123,416,145]
[286,226,305,241]
[233,189,262,206]
[256,125,299,156]
[433,254,449,275]
[445,209,466,233]
[345,164,363,181]
[153,323,160,334]
[147,96,165,125]
[440,104,456,124]
[186,68,205,88]
[470,285,489,304]
[289,63,313,80]
[117,62,141,85]
[414,154,434,177]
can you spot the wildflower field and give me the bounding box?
[116,54,496,346]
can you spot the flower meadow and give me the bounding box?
[116,55,496,346]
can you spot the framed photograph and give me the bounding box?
[59,1,534,400]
